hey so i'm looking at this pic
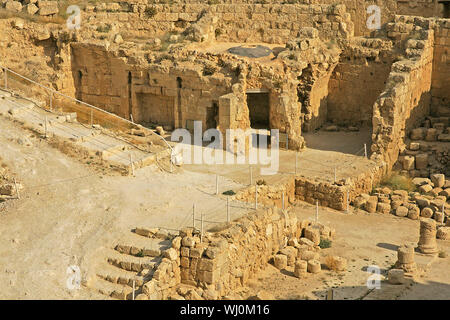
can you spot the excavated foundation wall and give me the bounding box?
[327,53,394,126]
[70,43,233,130]
[234,162,386,212]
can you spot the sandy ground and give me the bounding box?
[183,142,377,186]
[245,202,450,300]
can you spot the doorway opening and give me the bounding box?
[247,92,270,129]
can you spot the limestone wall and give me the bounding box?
[86,2,354,44]
[293,170,388,212]
[176,206,302,297]
[371,16,435,169]
[235,177,296,209]
[327,39,395,126]
[70,43,232,129]
[431,19,450,117]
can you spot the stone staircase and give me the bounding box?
[0,89,156,174]
[88,229,173,300]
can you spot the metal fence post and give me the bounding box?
[44,116,48,138]
[200,213,204,243]
[316,200,319,223]
[346,191,350,213]
[295,152,298,175]
[226,196,230,223]
[255,183,258,210]
[192,203,195,229]
[13,178,19,199]
[129,154,135,176]
[216,174,219,195]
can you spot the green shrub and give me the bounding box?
[379,173,416,192]
[223,190,236,196]
[319,238,332,249]
[96,24,111,33]
[256,179,267,186]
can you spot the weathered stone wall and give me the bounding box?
[303,66,334,132]
[84,2,354,44]
[371,16,435,169]
[235,177,296,209]
[176,206,302,297]
[294,168,387,211]
[397,0,444,18]
[70,43,233,129]
[234,163,386,212]
[431,19,450,117]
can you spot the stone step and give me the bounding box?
[89,277,133,300]
[114,231,171,257]
[105,248,161,273]
[96,261,150,288]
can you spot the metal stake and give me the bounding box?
[295,152,298,175]
[216,174,219,195]
[13,178,19,199]
[227,196,230,223]
[192,203,195,229]
[255,183,258,210]
[316,200,319,222]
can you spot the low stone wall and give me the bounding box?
[235,177,296,209]
[295,163,386,211]
[235,164,386,212]
[175,206,302,297]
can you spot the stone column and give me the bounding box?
[417,218,438,255]
[395,244,417,273]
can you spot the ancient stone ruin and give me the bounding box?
[0,0,448,302]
